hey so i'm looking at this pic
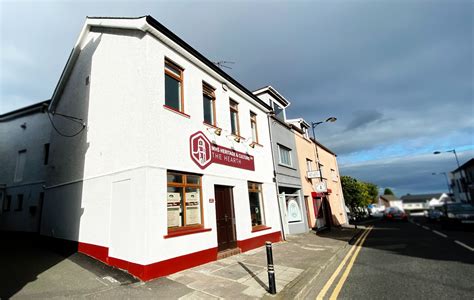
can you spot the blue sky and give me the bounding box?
[1,0,473,197]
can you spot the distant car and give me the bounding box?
[425,206,444,222]
[383,207,408,221]
[440,203,474,229]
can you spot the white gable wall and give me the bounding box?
[43,26,280,266]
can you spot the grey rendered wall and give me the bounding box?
[269,117,308,234]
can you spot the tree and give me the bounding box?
[383,188,395,197]
[365,183,379,203]
[341,176,379,212]
[341,176,360,210]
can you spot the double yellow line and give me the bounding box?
[317,226,373,300]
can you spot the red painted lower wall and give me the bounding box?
[237,231,282,252]
[78,230,281,281]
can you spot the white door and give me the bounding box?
[109,179,131,258]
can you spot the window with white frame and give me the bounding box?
[302,126,309,139]
[278,145,292,167]
[306,159,312,172]
[272,101,285,122]
[331,168,338,181]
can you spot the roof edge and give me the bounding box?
[0,100,51,121]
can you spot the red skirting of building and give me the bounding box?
[77,230,281,281]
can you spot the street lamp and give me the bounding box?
[311,117,337,140]
[433,149,460,168]
[432,172,451,193]
[309,116,338,229]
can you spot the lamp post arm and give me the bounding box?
[452,149,460,168]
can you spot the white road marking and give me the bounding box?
[422,226,430,230]
[102,276,120,284]
[432,230,447,238]
[454,240,474,252]
[301,246,326,251]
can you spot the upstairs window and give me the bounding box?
[229,100,240,136]
[248,182,265,227]
[278,145,292,167]
[272,101,285,122]
[44,143,50,165]
[14,150,27,182]
[302,126,310,139]
[15,194,23,211]
[3,195,11,211]
[306,159,313,172]
[250,112,258,144]
[164,58,184,112]
[167,171,203,230]
[203,82,216,126]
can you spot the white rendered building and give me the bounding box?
[41,16,281,280]
[0,101,51,233]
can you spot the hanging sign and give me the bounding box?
[190,131,255,171]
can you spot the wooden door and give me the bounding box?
[215,185,237,251]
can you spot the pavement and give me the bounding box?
[0,226,359,299]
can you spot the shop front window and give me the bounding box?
[167,171,202,230]
[248,182,265,227]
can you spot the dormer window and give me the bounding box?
[272,101,285,122]
[302,126,309,139]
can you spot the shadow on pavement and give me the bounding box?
[0,232,74,299]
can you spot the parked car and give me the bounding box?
[383,207,408,221]
[425,206,444,222]
[440,203,474,229]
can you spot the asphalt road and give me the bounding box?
[336,218,474,299]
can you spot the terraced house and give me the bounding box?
[0,15,348,281]
[39,16,281,280]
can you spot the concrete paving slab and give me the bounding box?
[179,290,220,300]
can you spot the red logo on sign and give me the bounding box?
[190,132,213,169]
[189,131,255,171]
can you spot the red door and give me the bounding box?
[215,185,237,252]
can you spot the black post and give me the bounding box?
[266,241,276,294]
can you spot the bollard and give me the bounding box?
[265,241,277,294]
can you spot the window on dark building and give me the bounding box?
[44,143,50,165]
[3,195,11,211]
[16,194,23,211]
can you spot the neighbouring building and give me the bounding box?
[0,100,51,232]
[378,194,403,210]
[450,158,474,203]
[40,16,281,280]
[400,193,450,215]
[312,140,347,226]
[253,86,307,236]
[288,118,347,230]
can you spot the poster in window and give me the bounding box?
[185,192,199,206]
[287,198,302,222]
[167,207,181,227]
[167,192,181,207]
[186,206,201,225]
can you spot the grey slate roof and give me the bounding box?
[401,193,442,203]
